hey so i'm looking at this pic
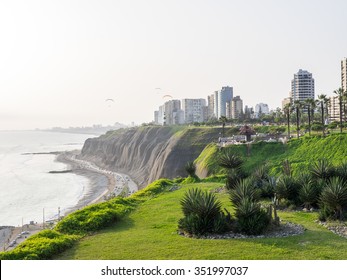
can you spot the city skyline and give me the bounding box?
[1,0,347,130]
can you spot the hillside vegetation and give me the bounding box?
[195,134,347,177]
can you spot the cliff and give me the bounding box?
[79,126,220,188]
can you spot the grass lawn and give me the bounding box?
[55,182,347,260]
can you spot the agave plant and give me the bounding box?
[218,150,243,170]
[185,161,197,177]
[179,188,227,235]
[230,178,260,207]
[336,161,347,183]
[320,177,347,220]
[261,176,277,198]
[275,175,299,203]
[309,159,335,181]
[234,197,270,235]
[299,182,318,209]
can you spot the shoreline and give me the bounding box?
[0,151,138,252]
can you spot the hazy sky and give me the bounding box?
[1,0,346,130]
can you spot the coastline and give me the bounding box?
[1,150,138,252]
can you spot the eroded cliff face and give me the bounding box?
[79,126,219,188]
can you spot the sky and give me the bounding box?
[1,0,346,130]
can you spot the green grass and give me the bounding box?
[55,182,347,260]
[195,134,347,177]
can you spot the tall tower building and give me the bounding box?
[181,98,206,123]
[207,94,215,119]
[230,96,243,119]
[217,86,233,118]
[291,69,315,103]
[342,58,347,92]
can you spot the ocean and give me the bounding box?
[0,131,97,226]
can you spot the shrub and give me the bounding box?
[261,176,277,198]
[55,198,134,234]
[309,159,335,181]
[275,176,300,203]
[299,182,319,209]
[0,230,78,260]
[185,161,197,177]
[336,162,347,183]
[178,188,227,235]
[320,177,347,220]
[230,178,260,207]
[218,150,243,170]
[234,198,270,235]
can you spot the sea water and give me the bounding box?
[0,131,97,226]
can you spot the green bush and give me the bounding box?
[299,182,319,209]
[234,198,270,235]
[132,179,173,199]
[55,198,134,234]
[320,177,347,220]
[275,176,300,203]
[0,230,78,260]
[178,188,227,235]
[309,159,335,181]
[230,178,260,207]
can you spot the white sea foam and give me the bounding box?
[0,131,96,226]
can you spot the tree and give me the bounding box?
[334,88,344,133]
[293,100,302,139]
[304,98,315,136]
[283,103,292,138]
[239,125,255,142]
[318,94,327,136]
[219,116,228,138]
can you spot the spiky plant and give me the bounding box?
[336,161,347,183]
[218,150,243,170]
[179,188,227,235]
[234,197,270,235]
[299,182,318,209]
[309,158,335,181]
[261,176,277,198]
[320,177,347,220]
[230,178,260,207]
[275,176,300,204]
[185,161,197,177]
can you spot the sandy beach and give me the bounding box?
[0,151,138,252]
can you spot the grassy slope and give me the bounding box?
[195,134,347,176]
[55,182,347,260]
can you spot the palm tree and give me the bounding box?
[283,103,291,138]
[318,94,327,136]
[334,88,344,133]
[293,100,302,138]
[219,116,228,138]
[304,98,315,136]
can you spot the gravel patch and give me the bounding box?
[318,221,347,239]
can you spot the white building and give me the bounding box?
[342,58,347,92]
[181,98,207,123]
[254,103,269,118]
[291,69,315,103]
[231,96,243,119]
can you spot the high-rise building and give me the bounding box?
[328,95,341,123]
[207,94,215,119]
[231,96,243,119]
[181,98,207,123]
[163,100,184,125]
[216,86,233,118]
[291,69,315,103]
[342,58,347,92]
[254,103,269,118]
[213,91,219,118]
